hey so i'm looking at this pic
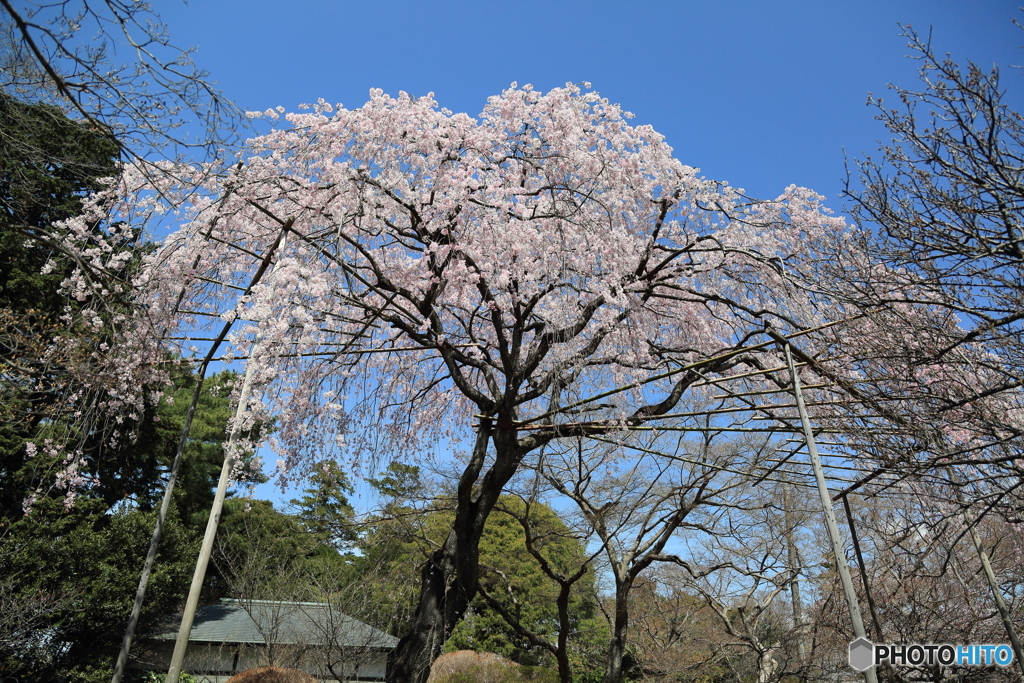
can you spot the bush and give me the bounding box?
[435,664,559,683]
[430,650,559,683]
[142,672,198,683]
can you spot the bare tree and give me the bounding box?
[819,23,1024,509]
[0,1,243,323]
[0,1,240,160]
[817,480,1024,683]
[215,511,406,680]
[787,35,1024,666]
[667,480,817,683]
[620,570,732,683]
[303,566,403,682]
[529,423,775,683]
[215,513,313,669]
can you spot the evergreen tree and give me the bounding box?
[445,498,601,669]
[0,496,198,681]
[0,90,125,521]
[213,497,351,602]
[0,90,250,681]
[290,460,357,550]
[358,467,599,669]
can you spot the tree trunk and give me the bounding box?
[755,647,780,683]
[554,580,574,683]
[385,422,522,683]
[385,532,467,683]
[784,486,807,665]
[602,578,633,683]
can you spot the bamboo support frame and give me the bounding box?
[947,469,1024,678]
[110,221,294,683]
[586,434,891,496]
[164,241,405,681]
[165,313,267,681]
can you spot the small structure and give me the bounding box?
[134,599,397,682]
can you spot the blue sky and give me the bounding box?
[150,0,1024,505]
[159,0,1023,204]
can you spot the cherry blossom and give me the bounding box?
[105,86,846,478]
[95,84,859,682]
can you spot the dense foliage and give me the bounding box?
[0,90,253,681]
[0,91,123,519]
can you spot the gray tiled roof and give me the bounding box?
[155,600,398,649]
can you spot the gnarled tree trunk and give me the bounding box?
[386,423,523,683]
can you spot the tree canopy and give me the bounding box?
[94,83,847,683]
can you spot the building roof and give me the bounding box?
[155,599,398,650]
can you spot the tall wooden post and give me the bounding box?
[782,342,877,683]
[947,469,1024,678]
[111,221,292,683]
[166,232,288,681]
[110,366,212,683]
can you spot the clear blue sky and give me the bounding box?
[159,0,1024,204]
[152,0,1024,504]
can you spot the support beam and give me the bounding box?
[782,341,877,683]
[166,231,290,682]
[948,470,1024,679]
[111,222,292,683]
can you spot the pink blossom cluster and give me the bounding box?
[25,79,1024,527]
[97,84,857,485]
[21,439,88,512]
[39,84,1021,505]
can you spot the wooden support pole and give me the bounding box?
[110,365,211,683]
[111,222,292,683]
[841,494,884,642]
[166,231,289,682]
[165,328,263,681]
[782,342,877,683]
[948,470,1024,678]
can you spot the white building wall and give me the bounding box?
[131,641,389,681]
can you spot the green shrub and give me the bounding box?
[142,671,198,683]
[518,665,560,682]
